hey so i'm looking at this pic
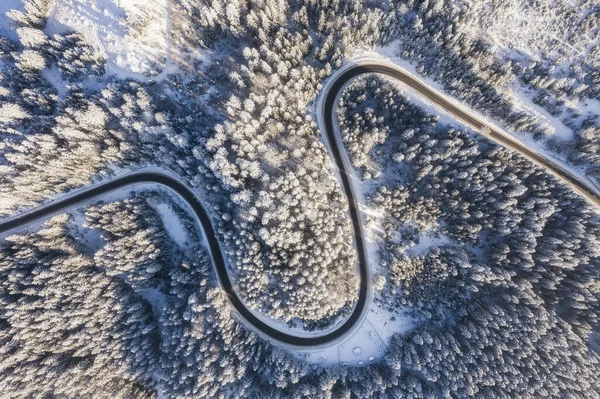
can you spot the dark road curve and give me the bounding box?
[2,61,599,348]
[328,63,600,208]
[0,173,362,346]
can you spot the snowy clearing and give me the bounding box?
[147,199,189,248]
[46,0,170,77]
[0,0,23,42]
[294,299,414,366]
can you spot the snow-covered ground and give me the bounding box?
[40,65,70,98]
[294,298,414,366]
[140,287,166,322]
[508,81,574,142]
[147,198,189,248]
[407,232,453,257]
[46,0,171,78]
[69,208,105,254]
[454,0,598,67]
[0,0,23,42]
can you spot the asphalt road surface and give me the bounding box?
[1,62,599,348]
[0,173,354,346]
[328,63,600,208]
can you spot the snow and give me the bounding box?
[147,200,188,248]
[70,209,106,254]
[566,97,600,129]
[46,0,171,78]
[41,65,69,98]
[0,0,22,42]
[406,232,453,257]
[580,98,600,116]
[590,332,600,355]
[453,0,595,64]
[139,287,166,321]
[293,298,414,366]
[508,81,574,141]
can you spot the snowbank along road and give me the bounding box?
[1,60,599,348]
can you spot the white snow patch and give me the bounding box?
[70,209,105,254]
[139,287,166,319]
[148,200,188,248]
[46,0,170,78]
[567,97,600,127]
[508,81,574,141]
[41,65,69,98]
[580,98,600,116]
[590,332,600,355]
[294,301,414,366]
[0,0,22,42]
[406,232,453,257]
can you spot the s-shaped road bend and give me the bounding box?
[1,61,599,348]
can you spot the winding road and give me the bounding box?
[324,62,600,207]
[1,61,599,347]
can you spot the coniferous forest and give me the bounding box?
[0,0,599,397]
